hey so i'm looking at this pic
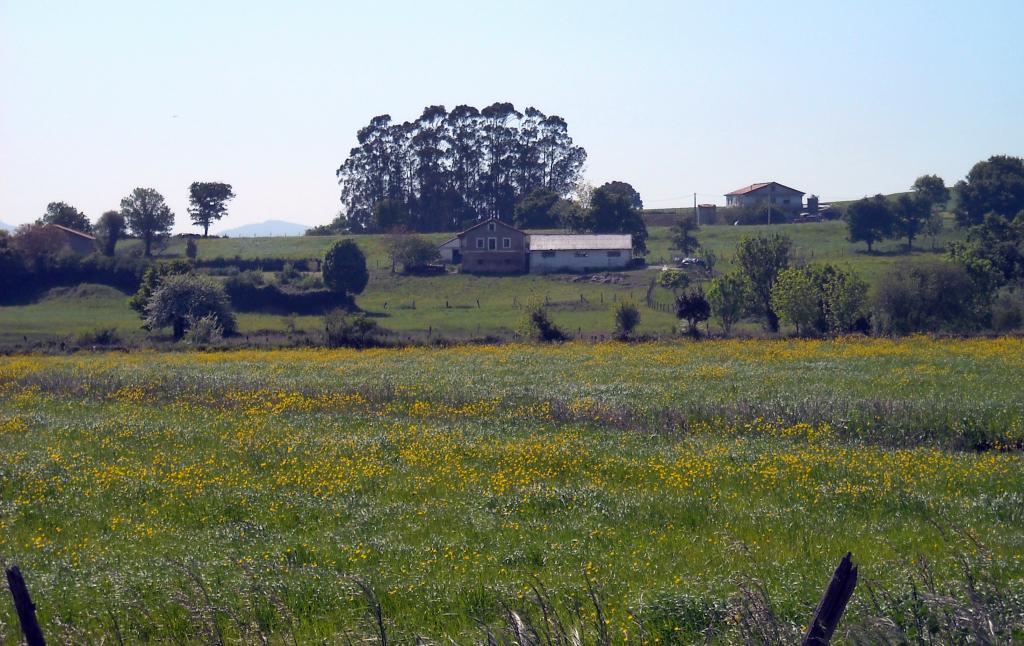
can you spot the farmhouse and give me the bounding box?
[452,217,528,274]
[528,234,632,273]
[440,218,633,274]
[725,181,805,216]
[45,224,96,254]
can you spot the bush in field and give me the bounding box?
[129,260,193,314]
[385,234,441,274]
[772,268,820,335]
[990,289,1024,332]
[658,268,689,296]
[872,260,983,335]
[323,239,369,295]
[184,313,224,345]
[707,272,747,335]
[185,238,198,260]
[675,288,711,337]
[821,267,869,333]
[145,274,236,340]
[74,327,121,347]
[613,302,641,340]
[519,304,567,342]
[735,233,791,332]
[324,309,380,348]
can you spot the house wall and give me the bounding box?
[728,187,804,213]
[529,249,630,274]
[460,220,527,273]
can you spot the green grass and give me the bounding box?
[2,219,967,343]
[1,339,1022,642]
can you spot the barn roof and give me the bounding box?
[47,224,96,240]
[528,234,632,251]
[725,181,804,196]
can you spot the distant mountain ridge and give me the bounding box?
[0,221,13,232]
[218,220,308,237]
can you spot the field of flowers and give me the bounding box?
[1,338,1023,643]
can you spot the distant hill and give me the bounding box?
[0,221,14,232]
[218,220,308,237]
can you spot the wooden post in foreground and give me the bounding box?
[802,552,857,646]
[6,565,46,646]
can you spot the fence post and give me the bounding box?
[802,552,857,646]
[6,566,46,646]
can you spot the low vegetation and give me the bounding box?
[1,338,1022,642]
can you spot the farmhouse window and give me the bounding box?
[607,251,621,257]
[541,251,555,258]
[574,251,588,257]
[488,222,496,232]
[476,238,484,249]
[502,237,511,249]
[488,237,497,250]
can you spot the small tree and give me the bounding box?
[185,238,198,260]
[675,288,711,337]
[845,195,895,253]
[129,260,193,314]
[188,182,235,237]
[144,274,235,340]
[669,213,700,256]
[385,234,440,274]
[94,210,126,256]
[519,303,567,342]
[707,272,747,335]
[613,302,641,340]
[38,201,91,233]
[657,268,690,296]
[323,239,369,295]
[822,268,869,334]
[121,187,175,257]
[735,233,791,332]
[771,268,820,335]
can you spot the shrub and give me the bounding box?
[129,260,193,314]
[184,313,224,345]
[991,289,1024,332]
[707,272,747,335]
[872,260,983,335]
[519,304,567,342]
[675,289,711,337]
[144,274,236,340]
[74,327,121,347]
[771,268,820,335]
[323,239,369,295]
[613,302,641,340]
[324,309,380,348]
[185,238,198,260]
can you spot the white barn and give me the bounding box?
[528,234,632,274]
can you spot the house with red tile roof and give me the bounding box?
[725,182,805,216]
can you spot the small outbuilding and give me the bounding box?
[46,224,97,255]
[528,234,632,274]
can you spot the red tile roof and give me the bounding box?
[725,181,804,196]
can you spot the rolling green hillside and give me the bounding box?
[1,220,965,344]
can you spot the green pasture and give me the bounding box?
[0,340,1021,642]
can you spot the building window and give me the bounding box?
[541,251,555,258]
[489,237,497,250]
[476,238,484,249]
[488,222,496,232]
[607,251,621,257]
[502,237,511,249]
[574,251,588,258]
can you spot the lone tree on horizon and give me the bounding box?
[121,187,174,257]
[188,181,236,237]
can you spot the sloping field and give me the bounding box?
[1,338,1022,642]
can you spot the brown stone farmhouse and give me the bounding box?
[439,218,633,274]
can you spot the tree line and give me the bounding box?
[10,182,236,259]
[320,103,587,234]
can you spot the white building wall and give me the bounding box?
[529,249,630,274]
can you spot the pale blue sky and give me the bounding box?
[2,0,1022,232]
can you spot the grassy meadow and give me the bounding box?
[1,338,1022,643]
[0,220,966,345]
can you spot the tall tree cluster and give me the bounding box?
[335,103,587,233]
